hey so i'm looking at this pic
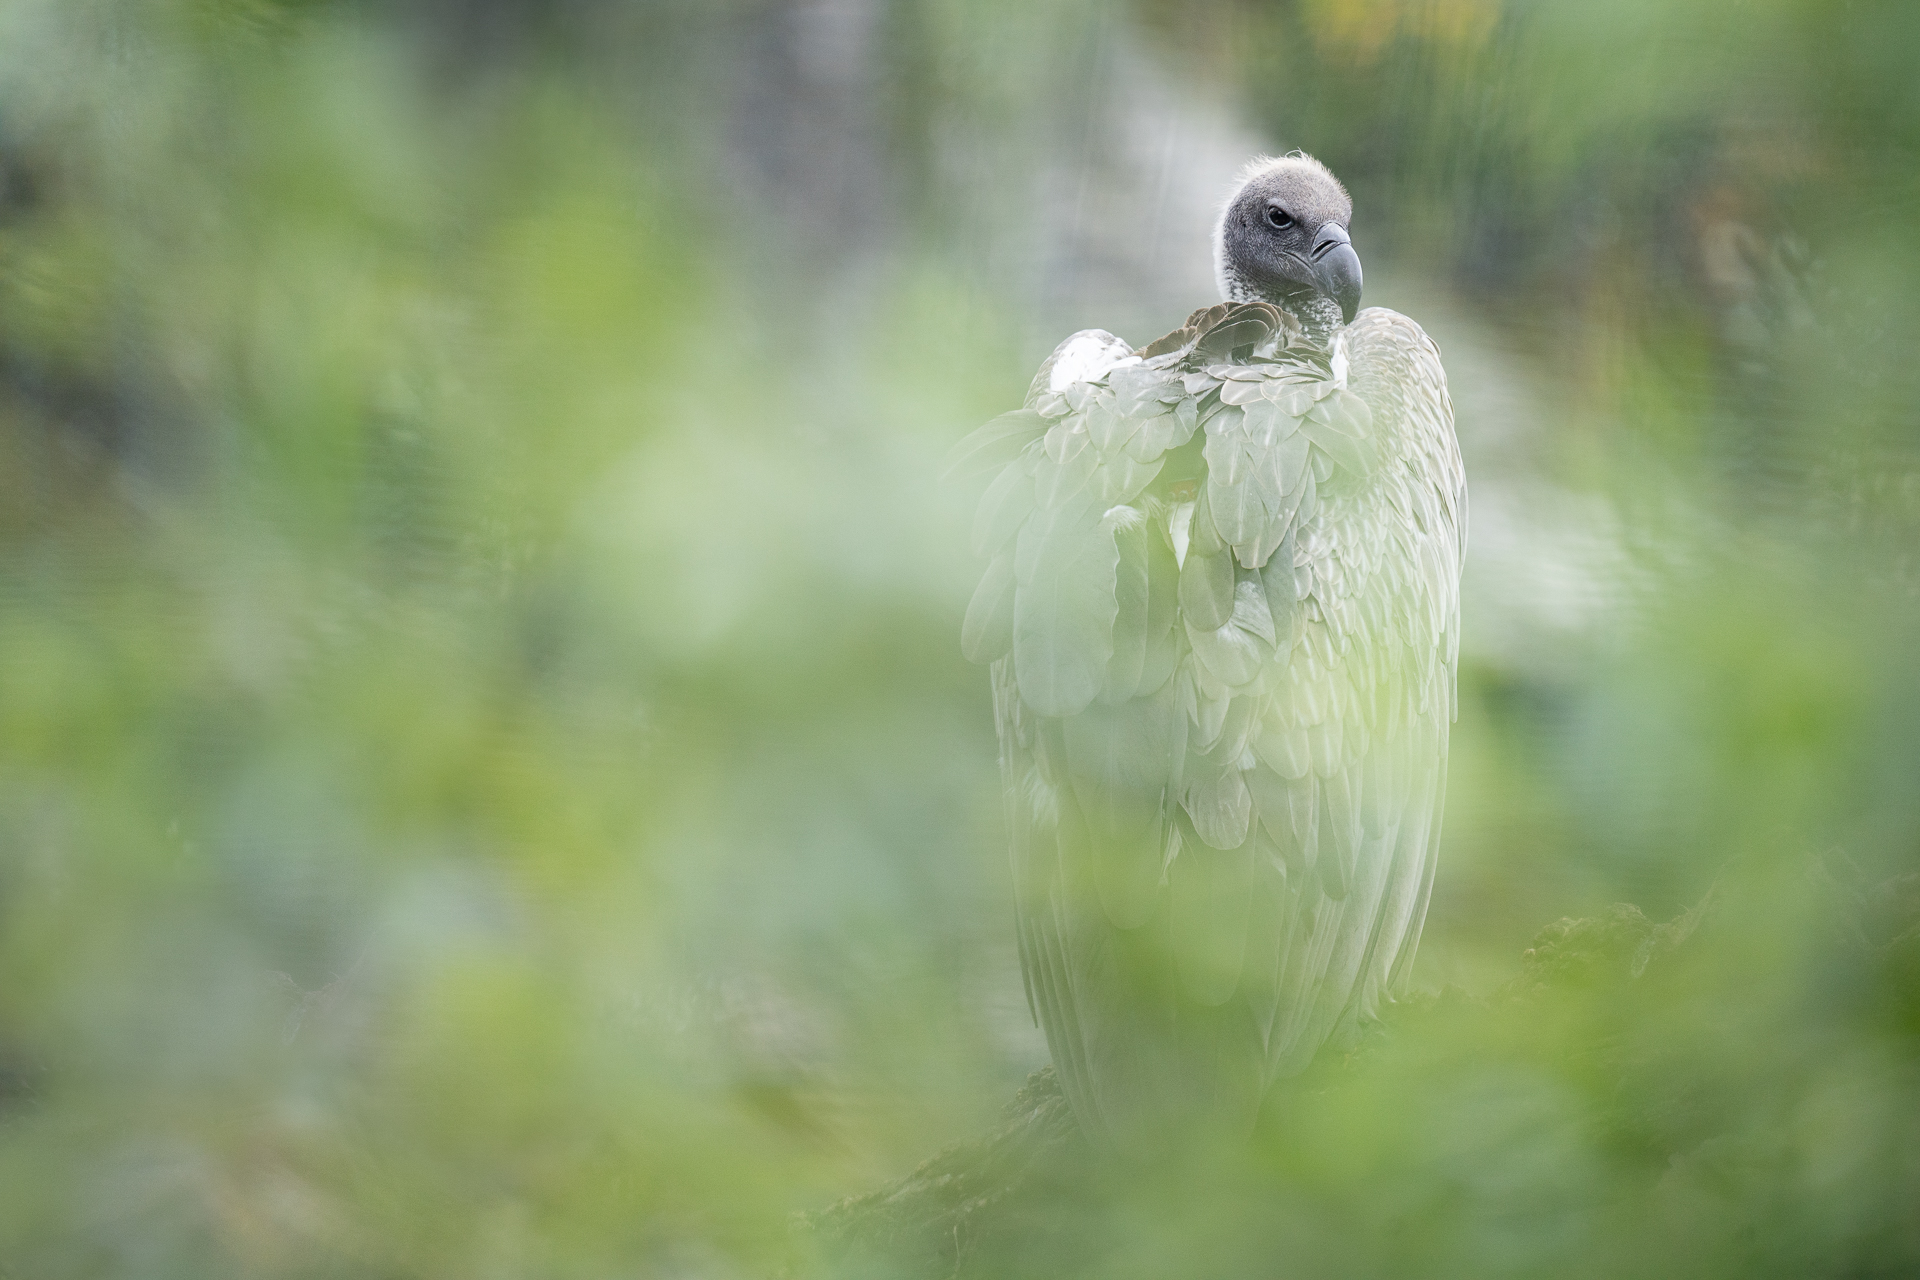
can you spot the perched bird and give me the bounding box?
[947,154,1465,1144]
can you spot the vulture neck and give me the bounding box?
[1221,270,1344,347]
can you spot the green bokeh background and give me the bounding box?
[0,1,1915,1275]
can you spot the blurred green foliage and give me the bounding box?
[0,1,1915,1276]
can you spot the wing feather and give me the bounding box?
[1062,687,1178,929]
[972,461,1036,556]
[1103,514,1152,702]
[960,548,1014,664]
[1011,494,1117,718]
[942,409,1047,483]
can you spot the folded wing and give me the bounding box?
[951,304,1463,1140]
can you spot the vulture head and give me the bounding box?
[1215,153,1363,335]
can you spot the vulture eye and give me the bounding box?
[1266,205,1294,230]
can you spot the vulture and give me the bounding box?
[947,154,1465,1144]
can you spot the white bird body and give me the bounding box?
[950,157,1464,1143]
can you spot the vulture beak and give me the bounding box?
[1311,223,1363,325]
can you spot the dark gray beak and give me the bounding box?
[1311,223,1363,325]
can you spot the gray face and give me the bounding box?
[1218,160,1364,326]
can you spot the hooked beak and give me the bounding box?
[1310,223,1363,325]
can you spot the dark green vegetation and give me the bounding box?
[807,880,1920,1277]
[0,2,1915,1276]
